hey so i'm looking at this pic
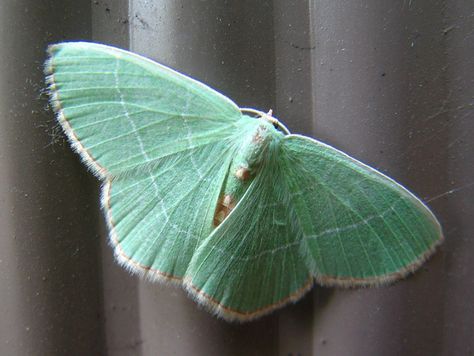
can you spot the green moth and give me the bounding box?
[45,42,443,322]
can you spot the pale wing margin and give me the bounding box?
[44,43,247,290]
[280,134,443,287]
[44,42,242,178]
[103,140,237,283]
[183,141,313,322]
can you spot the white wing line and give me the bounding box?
[182,91,204,179]
[113,55,169,222]
[200,199,402,262]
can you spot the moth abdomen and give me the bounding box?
[213,194,235,226]
[235,166,251,181]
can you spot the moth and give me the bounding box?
[45,42,443,322]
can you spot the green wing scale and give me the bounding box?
[185,139,313,318]
[280,135,442,286]
[45,42,443,322]
[46,42,240,283]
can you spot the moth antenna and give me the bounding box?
[240,108,291,135]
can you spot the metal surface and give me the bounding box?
[310,1,473,355]
[0,1,104,355]
[91,2,140,355]
[0,0,472,355]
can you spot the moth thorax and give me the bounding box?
[235,123,274,178]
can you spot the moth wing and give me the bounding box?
[46,42,244,281]
[184,147,312,321]
[45,42,241,178]
[280,134,443,286]
[104,141,236,280]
